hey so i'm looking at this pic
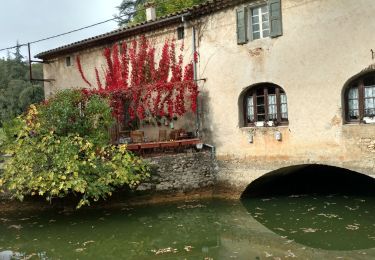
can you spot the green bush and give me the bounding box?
[38,90,114,146]
[0,89,150,208]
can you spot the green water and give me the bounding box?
[1,196,375,259]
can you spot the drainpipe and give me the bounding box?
[181,14,199,138]
[204,144,216,159]
[192,25,200,138]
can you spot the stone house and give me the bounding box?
[36,0,375,195]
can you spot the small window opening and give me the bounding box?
[177,26,184,40]
[66,56,72,67]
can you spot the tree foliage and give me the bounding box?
[0,48,44,125]
[116,0,206,26]
[0,90,150,208]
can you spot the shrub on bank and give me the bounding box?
[0,90,150,208]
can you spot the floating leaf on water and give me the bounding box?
[22,253,37,260]
[82,241,95,246]
[300,228,319,233]
[151,247,178,255]
[346,224,359,230]
[184,245,193,252]
[8,225,22,230]
[285,250,296,258]
[317,213,338,219]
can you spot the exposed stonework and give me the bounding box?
[136,151,217,193]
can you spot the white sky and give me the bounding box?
[0,0,124,59]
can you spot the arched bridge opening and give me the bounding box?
[241,164,375,198]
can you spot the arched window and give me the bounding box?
[244,84,288,126]
[345,73,375,123]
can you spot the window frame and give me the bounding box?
[65,56,72,67]
[345,73,375,124]
[243,84,288,127]
[177,26,185,40]
[249,4,270,40]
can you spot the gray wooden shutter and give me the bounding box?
[236,7,248,44]
[269,0,283,38]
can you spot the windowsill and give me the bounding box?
[240,125,289,130]
[343,122,375,126]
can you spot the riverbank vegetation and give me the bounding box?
[0,90,150,208]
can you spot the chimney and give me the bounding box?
[145,2,156,22]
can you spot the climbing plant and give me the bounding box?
[76,36,198,123]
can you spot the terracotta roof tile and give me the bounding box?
[36,0,246,59]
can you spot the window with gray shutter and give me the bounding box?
[236,7,248,45]
[237,1,283,43]
[269,0,283,37]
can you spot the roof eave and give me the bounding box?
[35,14,186,60]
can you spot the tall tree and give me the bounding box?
[116,0,206,26]
[0,43,44,125]
[116,0,146,25]
[12,41,24,63]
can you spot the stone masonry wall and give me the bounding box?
[136,151,216,193]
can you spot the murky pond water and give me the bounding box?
[1,195,375,259]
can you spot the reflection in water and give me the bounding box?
[1,199,375,259]
[243,195,375,251]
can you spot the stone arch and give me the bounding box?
[341,64,375,123]
[241,164,375,198]
[238,82,288,127]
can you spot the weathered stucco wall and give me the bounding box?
[42,0,375,194]
[43,25,197,141]
[194,0,375,192]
